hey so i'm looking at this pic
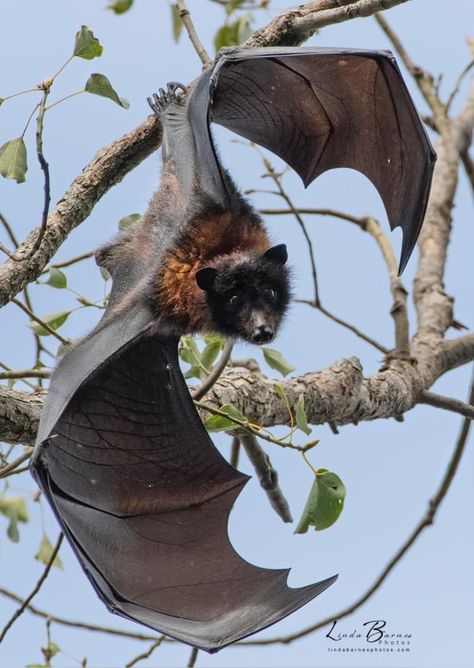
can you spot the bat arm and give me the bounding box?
[185,71,233,207]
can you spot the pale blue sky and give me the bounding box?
[1,1,473,667]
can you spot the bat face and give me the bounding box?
[196,245,291,343]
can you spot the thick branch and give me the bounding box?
[0,386,43,444]
[2,333,474,445]
[245,0,409,48]
[414,81,474,340]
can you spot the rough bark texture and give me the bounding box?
[0,388,43,445]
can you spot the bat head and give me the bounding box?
[195,244,291,344]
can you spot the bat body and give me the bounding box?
[31,47,435,652]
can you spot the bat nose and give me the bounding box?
[252,325,273,344]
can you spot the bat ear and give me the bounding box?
[196,266,218,291]
[263,244,288,266]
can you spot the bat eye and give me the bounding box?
[263,288,276,301]
[228,294,240,307]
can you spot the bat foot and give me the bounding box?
[147,82,188,117]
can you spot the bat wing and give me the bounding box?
[31,309,336,652]
[189,47,436,273]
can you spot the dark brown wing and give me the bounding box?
[196,47,436,273]
[31,319,336,652]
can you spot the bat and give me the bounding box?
[31,47,436,652]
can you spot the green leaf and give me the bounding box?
[295,470,346,533]
[214,22,240,51]
[179,336,202,366]
[73,26,103,60]
[0,98,4,106]
[0,496,28,522]
[184,365,202,380]
[0,496,28,542]
[46,267,67,289]
[214,16,251,51]
[7,519,19,543]
[85,73,129,109]
[295,394,311,435]
[171,4,183,42]
[205,403,247,432]
[118,212,141,231]
[0,137,28,183]
[28,311,71,336]
[201,338,223,370]
[262,347,295,377]
[49,641,60,658]
[107,0,134,14]
[35,535,63,569]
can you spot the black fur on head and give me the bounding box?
[195,244,291,344]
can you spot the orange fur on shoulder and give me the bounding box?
[156,212,269,330]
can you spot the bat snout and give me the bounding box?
[251,325,274,344]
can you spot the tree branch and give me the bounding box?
[3,331,474,444]
[237,431,293,522]
[176,0,212,67]
[0,586,160,642]
[246,0,410,48]
[419,390,474,420]
[0,533,63,643]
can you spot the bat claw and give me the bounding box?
[147,82,188,117]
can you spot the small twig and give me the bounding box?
[45,90,85,113]
[2,465,29,478]
[0,242,18,260]
[0,212,19,247]
[187,647,199,668]
[260,158,321,306]
[419,390,474,420]
[192,339,234,400]
[0,361,37,391]
[0,448,33,479]
[230,435,241,468]
[260,207,369,226]
[375,13,445,121]
[0,587,162,641]
[363,217,410,356]
[125,636,165,668]
[42,251,94,274]
[29,86,52,257]
[12,298,68,344]
[0,533,63,643]
[297,300,389,353]
[230,358,261,372]
[238,431,293,522]
[0,215,45,373]
[446,60,474,113]
[239,369,474,646]
[0,369,51,380]
[176,0,212,67]
[195,401,307,451]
